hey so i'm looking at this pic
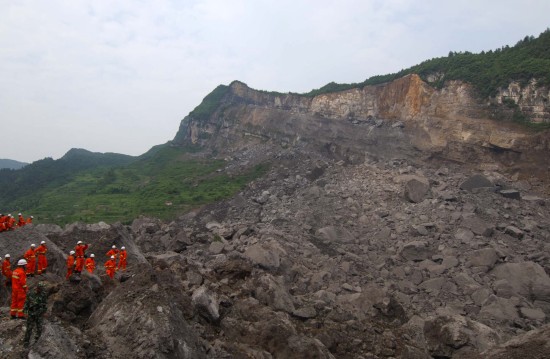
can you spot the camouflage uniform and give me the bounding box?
[23,283,48,346]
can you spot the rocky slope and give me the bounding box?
[174,76,550,194]
[1,146,549,358]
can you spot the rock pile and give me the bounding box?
[0,149,549,358]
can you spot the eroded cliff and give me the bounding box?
[174,75,550,191]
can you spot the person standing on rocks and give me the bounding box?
[10,259,28,319]
[36,241,48,275]
[105,255,117,279]
[23,282,48,347]
[66,251,76,280]
[24,244,37,276]
[85,254,96,274]
[2,254,12,287]
[106,245,119,264]
[17,213,26,227]
[74,241,89,275]
[118,246,127,271]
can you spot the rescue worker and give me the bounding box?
[36,241,48,275]
[74,241,89,274]
[106,245,119,264]
[11,259,28,319]
[23,282,48,347]
[17,213,26,227]
[7,214,16,230]
[118,246,127,271]
[0,214,6,232]
[24,244,37,276]
[66,251,76,280]
[26,216,34,224]
[85,254,96,274]
[105,255,117,279]
[2,254,12,286]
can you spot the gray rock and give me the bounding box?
[460,174,493,192]
[519,307,546,321]
[401,241,433,261]
[461,216,494,237]
[499,189,521,200]
[491,262,550,302]
[244,243,281,270]
[209,240,225,254]
[466,248,499,270]
[454,228,474,242]
[505,225,524,239]
[404,176,430,203]
[316,226,355,244]
[192,286,220,323]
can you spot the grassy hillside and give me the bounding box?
[305,28,550,99]
[0,145,268,225]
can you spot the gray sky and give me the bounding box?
[1,0,549,163]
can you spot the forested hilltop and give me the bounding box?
[305,28,550,98]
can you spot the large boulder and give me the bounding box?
[404,176,430,203]
[491,262,550,303]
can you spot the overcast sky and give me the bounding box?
[1,0,549,163]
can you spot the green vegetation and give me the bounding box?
[0,146,269,226]
[303,29,550,99]
[188,84,230,122]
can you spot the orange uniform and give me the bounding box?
[36,244,48,274]
[11,267,27,318]
[85,257,96,274]
[0,218,6,232]
[104,258,116,279]
[7,216,15,230]
[26,217,33,224]
[106,248,119,260]
[2,258,12,286]
[66,254,75,280]
[74,244,89,273]
[17,214,25,227]
[23,247,37,276]
[118,249,127,270]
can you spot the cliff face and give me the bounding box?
[175,75,550,186]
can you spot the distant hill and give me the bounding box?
[0,145,267,225]
[0,158,28,170]
[0,148,135,214]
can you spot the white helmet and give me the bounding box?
[70,250,75,255]
[90,254,95,258]
[17,259,27,266]
[5,254,10,258]
[121,246,125,250]
[40,240,46,245]
[18,213,22,216]
[110,255,115,259]
[77,241,83,244]
[31,244,36,247]
[111,245,116,249]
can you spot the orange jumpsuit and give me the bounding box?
[85,257,96,274]
[106,248,119,261]
[74,244,89,273]
[26,217,33,224]
[17,215,25,227]
[105,258,116,279]
[2,259,12,286]
[7,216,15,230]
[11,267,27,318]
[66,255,75,280]
[24,247,37,276]
[36,244,48,274]
[0,220,5,232]
[118,250,127,270]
